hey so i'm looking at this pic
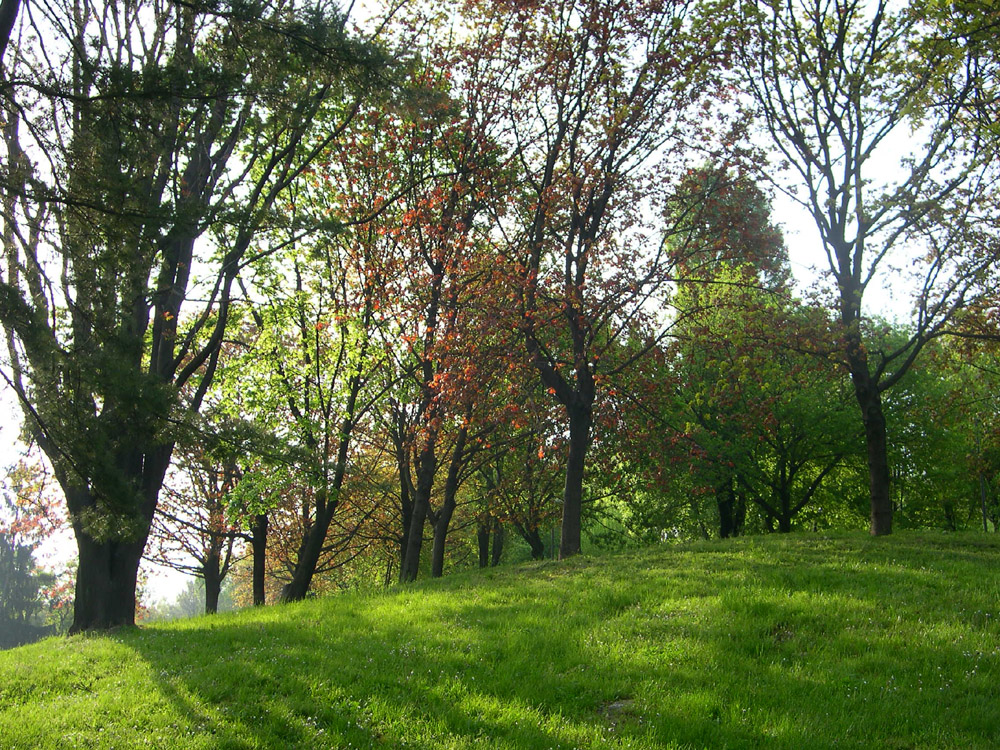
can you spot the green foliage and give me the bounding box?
[1,533,999,747]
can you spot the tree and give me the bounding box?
[147,446,242,615]
[0,0,387,630]
[0,458,64,647]
[739,0,1000,535]
[457,0,737,558]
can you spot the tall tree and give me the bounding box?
[740,0,1000,535]
[0,0,386,630]
[457,0,736,558]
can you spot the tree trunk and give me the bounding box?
[517,525,546,560]
[279,370,362,603]
[430,424,468,579]
[203,564,221,615]
[851,368,893,536]
[70,533,146,633]
[560,402,592,559]
[400,493,429,582]
[430,511,453,578]
[717,477,736,539]
[64,446,169,633]
[0,0,20,63]
[400,429,438,583]
[491,523,504,566]
[477,519,490,568]
[250,513,268,606]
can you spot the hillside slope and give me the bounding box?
[1,532,999,749]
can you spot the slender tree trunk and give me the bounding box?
[477,519,490,568]
[560,401,592,559]
[430,509,454,578]
[400,429,438,583]
[280,370,362,603]
[717,477,736,539]
[430,424,468,578]
[491,524,504,566]
[250,514,268,606]
[850,367,893,536]
[400,493,429,582]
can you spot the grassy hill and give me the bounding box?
[2,532,999,749]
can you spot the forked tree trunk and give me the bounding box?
[516,525,545,560]
[400,432,438,583]
[63,446,169,633]
[849,359,893,536]
[431,424,468,578]
[71,533,147,633]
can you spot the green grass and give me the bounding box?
[2,532,1000,749]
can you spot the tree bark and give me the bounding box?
[63,445,169,633]
[250,514,268,606]
[400,493,429,583]
[70,533,146,633]
[717,477,736,539]
[560,401,593,559]
[490,523,504,566]
[430,424,468,578]
[516,525,545,560]
[0,0,19,64]
[279,369,362,603]
[400,426,438,582]
[849,363,893,536]
[477,520,490,568]
[203,564,221,615]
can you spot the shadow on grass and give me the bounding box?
[112,534,1000,749]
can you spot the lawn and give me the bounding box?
[1,531,998,749]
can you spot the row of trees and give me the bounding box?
[1,0,998,631]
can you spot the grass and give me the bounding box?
[2,531,999,749]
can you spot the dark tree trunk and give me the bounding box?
[717,477,736,539]
[560,401,592,559]
[70,533,146,633]
[400,429,438,583]
[400,493,429,582]
[0,0,19,63]
[279,370,362,603]
[491,524,504,566]
[477,520,490,568]
[517,525,546,560]
[279,487,331,603]
[430,507,455,578]
[850,365,893,536]
[250,513,268,606]
[430,424,468,579]
[64,445,169,633]
[203,564,221,615]
[733,486,747,536]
